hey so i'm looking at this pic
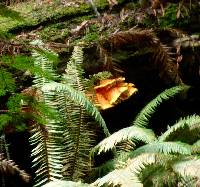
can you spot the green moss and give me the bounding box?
[1,1,92,33]
[39,26,69,42]
[94,0,109,10]
[72,31,99,45]
[0,0,128,34]
[40,24,63,38]
[0,4,23,20]
[83,32,99,42]
[0,31,11,39]
[38,15,94,42]
[74,21,100,43]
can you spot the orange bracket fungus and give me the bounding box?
[94,77,138,110]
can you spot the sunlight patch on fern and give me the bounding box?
[59,46,99,180]
[30,42,64,186]
[93,168,142,187]
[128,142,192,158]
[41,82,110,136]
[93,153,156,187]
[192,140,200,154]
[92,126,156,155]
[173,159,200,179]
[159,115,200,142]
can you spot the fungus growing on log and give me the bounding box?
[94,77,138,110]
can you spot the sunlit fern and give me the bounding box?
[91,85,189,155]
[91,85,200,186]
[29,40,64,187]
[50,46,108,180]
[92,126,156,155]
[29,42,109,186]
[133,85,190,128]
[93,147,199,187]
[159,115,200,143]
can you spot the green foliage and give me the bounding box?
[30,40,59,88]
[173,159,200,179]
[0,41,61,133]
[128,142,192,158]
[40,26,70,42]
[93,144,198,186]
[1,55,57,80]
[159,4,178,28]
[38,15,94,42]
[89,71,112,81]
[55,46,108,180]
[0,31,12,39]
[1,93,30,131]
[0,114,12,131]
[29,43,109,186]
[33,101,61,121]
[0,4,23,20]
[7,93,24,113]
[80,24,99,43]
[134,155,199,187]
[192,140,200,154]
[0,69,16,96]
[159,115,200,144]
[137,163,176,187]
[75,32,99,44]
[143,16,156,28]
[0,0,117,33]
[29,41,64,187]
[133,85,190,127]
[84,32,99,42]
[90,86,192,156]
[86,71,112,89]
[1,1,199,186]
[92,126,156,155]
[159,4,190,28]
[91,85,200,186]
[42,82,109,136]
